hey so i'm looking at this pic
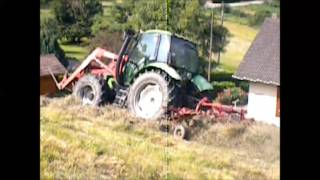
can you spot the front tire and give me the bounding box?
[127,70,177,120]
[72,75,105,106]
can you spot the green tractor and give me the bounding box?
[54,29,214,120]
[119,30,213,119]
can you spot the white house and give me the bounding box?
[233,17,280,127]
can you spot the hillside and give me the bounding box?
[40,2,280,179]
[40,1,279,74]
[41,96,279,179]
[219,21,258,72]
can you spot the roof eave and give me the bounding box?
[232,75,280,86]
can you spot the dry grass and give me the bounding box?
[41,96,279,180]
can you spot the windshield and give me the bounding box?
[128,33,159,63]
[170,37,199,73]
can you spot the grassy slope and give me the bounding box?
[219,21,258,72]
[217,3,279,73]
[41,96,279,179]
[41,3,279,178]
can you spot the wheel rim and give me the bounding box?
[176,129,182,136]
[134,83,163,119]
[79,85,95,105]
[174,125,186,139]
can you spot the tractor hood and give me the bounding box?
[191,74,213,92]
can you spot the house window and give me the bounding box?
[276,86,280,117]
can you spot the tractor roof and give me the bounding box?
[144,29,196,46]
[144,29,172,36]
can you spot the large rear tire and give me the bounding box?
[73,75,105,106]
[127,70,177,120]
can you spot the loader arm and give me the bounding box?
[55,48,118,90]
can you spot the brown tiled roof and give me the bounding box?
[233,17,280,86]
[40,54,66,76]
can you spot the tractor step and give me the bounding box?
[113,85,129,108]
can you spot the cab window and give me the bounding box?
[157,34,170,63]
[130,33,159,63]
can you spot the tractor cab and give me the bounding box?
[121,30,201,86]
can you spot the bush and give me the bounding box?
[52,0,103,43]
[229,9,248,18]
[198,56,208,76]
[211,71,234,82]
[264,0,280,6]
[40,19,68,67]
[212,0,241,3]
[212,81,236,97]
[249,9,272,26]
[216,87,248,105]
[239,81,249,92]
[88,30,123,53]
[269,0,280,7]
[40,0,53,5]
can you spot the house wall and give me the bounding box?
[40,75,58,95]
[246,82,280,127]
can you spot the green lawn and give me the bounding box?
[41,96,279,179]
[212,2,279,73]
[218,21,258,73]
[223,2,280,27]
[59,44,90,61]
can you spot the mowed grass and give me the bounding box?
[41,96,279,180]
[219,21,258,72]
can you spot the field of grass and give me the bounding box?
[218,21,258,73]
[223,3,280,27]
[59,43,90,61]
[211,2,279,73]
[41,96,279,179]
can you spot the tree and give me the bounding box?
[89,30,124,53]
[52,0,103,43]
[93,0,228,58]
[40,0,52,5]
[212,0,242,2]
[40,19,68,67]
